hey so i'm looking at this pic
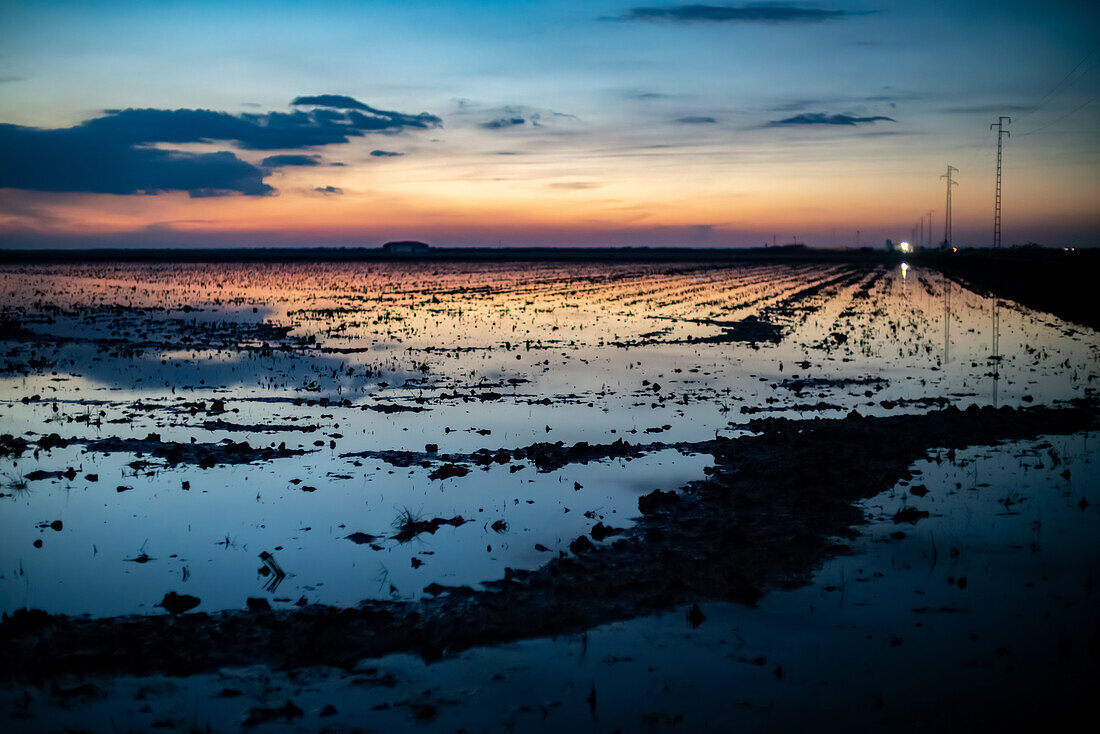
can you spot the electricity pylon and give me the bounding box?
[940,166,958,249]
[991,117,1010,249]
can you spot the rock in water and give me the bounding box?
[687,603,706,629]
[156,591,200,615]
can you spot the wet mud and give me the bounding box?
[3,402,1094,680]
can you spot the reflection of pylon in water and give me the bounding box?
[943,272,950,365]
[987,118,1009,406]
[991,296,1001,407]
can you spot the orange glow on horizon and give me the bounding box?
[4,147,1098,246]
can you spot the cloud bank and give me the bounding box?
[292,94,442,132]
[482,117,529,130]
[768,113,895,126]
[0,124,273,197]
[0,95,439,197]
[261,154,321,167]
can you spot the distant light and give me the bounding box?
[900,262,909,279]
[899,241,911,253]
[952,247,957,253]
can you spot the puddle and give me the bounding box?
[1,446,709,615]
[5,432,1094,731]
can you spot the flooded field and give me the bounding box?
[2,261,1098,731]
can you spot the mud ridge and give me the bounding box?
[35,434,312,467]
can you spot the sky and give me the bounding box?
[1,0,1098,249]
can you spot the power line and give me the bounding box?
[1016,42,1100,123]
[1019,93,1099,135]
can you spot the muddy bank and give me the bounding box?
[35,433,312,467]
[342,437,702,475]
[2,402,1094,681]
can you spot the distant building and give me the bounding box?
[885,239,894,251]
[381,241,430,255]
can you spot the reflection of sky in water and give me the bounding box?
[5,434,1095,731]
[1,447,709,616]
[2,262,1095,412]
[0,262,1097,616]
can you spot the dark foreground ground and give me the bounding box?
[4,403,1098,729]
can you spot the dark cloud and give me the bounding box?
[0,95,440,197]
[83,109,344,150]
[457,103,574,132]
[74,103,439,151]
[622,5,855,23]
[0,123,271,197]
[293,94,442,130]
[261,154,321,167]
[292,94,373,111]
[768,113,895,126]
[677,116,718,124]
[314,186,344,195]
[479,107,573,130]
[369,149,404,157]
[482,117,528,130]
[344,109,440,132]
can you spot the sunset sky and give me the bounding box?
[1,1,1098,249]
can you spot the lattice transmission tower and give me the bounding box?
[991,117,1011,249]
[940,165,958,249]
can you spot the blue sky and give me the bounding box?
[1,1,1098,247]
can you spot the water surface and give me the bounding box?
[1,262,1096,616]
